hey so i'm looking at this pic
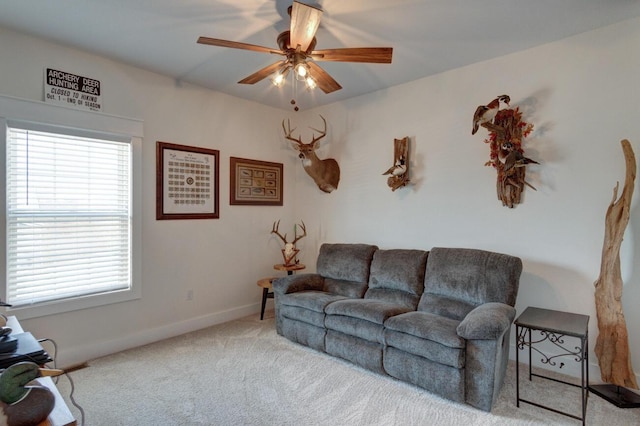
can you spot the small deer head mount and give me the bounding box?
[282,115,340,193]
[271,220,307,266]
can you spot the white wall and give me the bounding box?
[1,16,639,385]
[0,27,298,367]
[295,17,640,382]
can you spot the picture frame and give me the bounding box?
[230,157,283,206]
[156,141,220,220]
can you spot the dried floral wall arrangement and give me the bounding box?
[472,95,538,208]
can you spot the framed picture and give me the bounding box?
[156,141,220,220]
[230,157,283,206]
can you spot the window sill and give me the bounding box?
[4,286,141,320]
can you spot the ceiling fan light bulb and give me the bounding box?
[294,63,308,80]
[272,73,286,87]
[305,77,317,90]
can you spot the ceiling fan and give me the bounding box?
[197,1,393,95]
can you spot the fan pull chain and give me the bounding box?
[291,71,299,111]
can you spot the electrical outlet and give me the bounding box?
[186,289,193,301]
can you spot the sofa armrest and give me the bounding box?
[456,302,516,340]
[272,273,324,295]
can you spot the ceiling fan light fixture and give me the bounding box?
[305,76,317,90]
[272,73,286,87]
[272,65,290,87]
[198,1,393,100]
[294,62,309,80]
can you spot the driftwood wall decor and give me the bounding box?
[593,139,638,391]
[472,95,537,208]
[383,137,410,191]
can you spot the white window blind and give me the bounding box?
[6,126,132,306]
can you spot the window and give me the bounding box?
[6,127,131,306]
[1,95,142,319]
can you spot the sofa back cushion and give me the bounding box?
[317,243,378,297]
[418,247,522,320]
[364,249,429,309]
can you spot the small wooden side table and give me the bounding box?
[515,306,590,425]
[256,264,306,321]
[273,263,305,276]
[257,277,277,321]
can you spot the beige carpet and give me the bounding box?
[55,312,640,426]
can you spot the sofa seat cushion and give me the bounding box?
[279,291,347,328]
[326,299,413,324]
[280,291,347,312]
[325,314,385,343]
[384,311,465,368]
[325,299,413,344]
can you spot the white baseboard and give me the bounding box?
[53,309,640,388]
[55,303,260,369]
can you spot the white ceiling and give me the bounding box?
[2,1,640,111]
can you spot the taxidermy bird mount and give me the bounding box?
[197,1,393,110]
[472,95,510,135]
[383,157,407,176]
[472,95,537,208]
[383,137,410,191]
[500,141,539,189]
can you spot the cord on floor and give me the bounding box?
[38,337,86,426]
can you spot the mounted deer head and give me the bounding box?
[282,115,340,193]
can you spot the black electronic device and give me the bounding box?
[0,332,52,369]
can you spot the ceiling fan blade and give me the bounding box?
[290,1,323,52]
[312,47,393,64]
[197,36,280,55]
[238,61,284,85]
[307,62,341,94]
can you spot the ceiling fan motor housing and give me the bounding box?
[277,30,317,54]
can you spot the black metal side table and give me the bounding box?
[515,306,590,425]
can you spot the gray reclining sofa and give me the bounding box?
[273,243,523,411]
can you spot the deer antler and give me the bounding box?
[282,119,303,145]
[271,220,288,244]
[282,116,327,146]
[308,115,326,145]
[291,221,307,245]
